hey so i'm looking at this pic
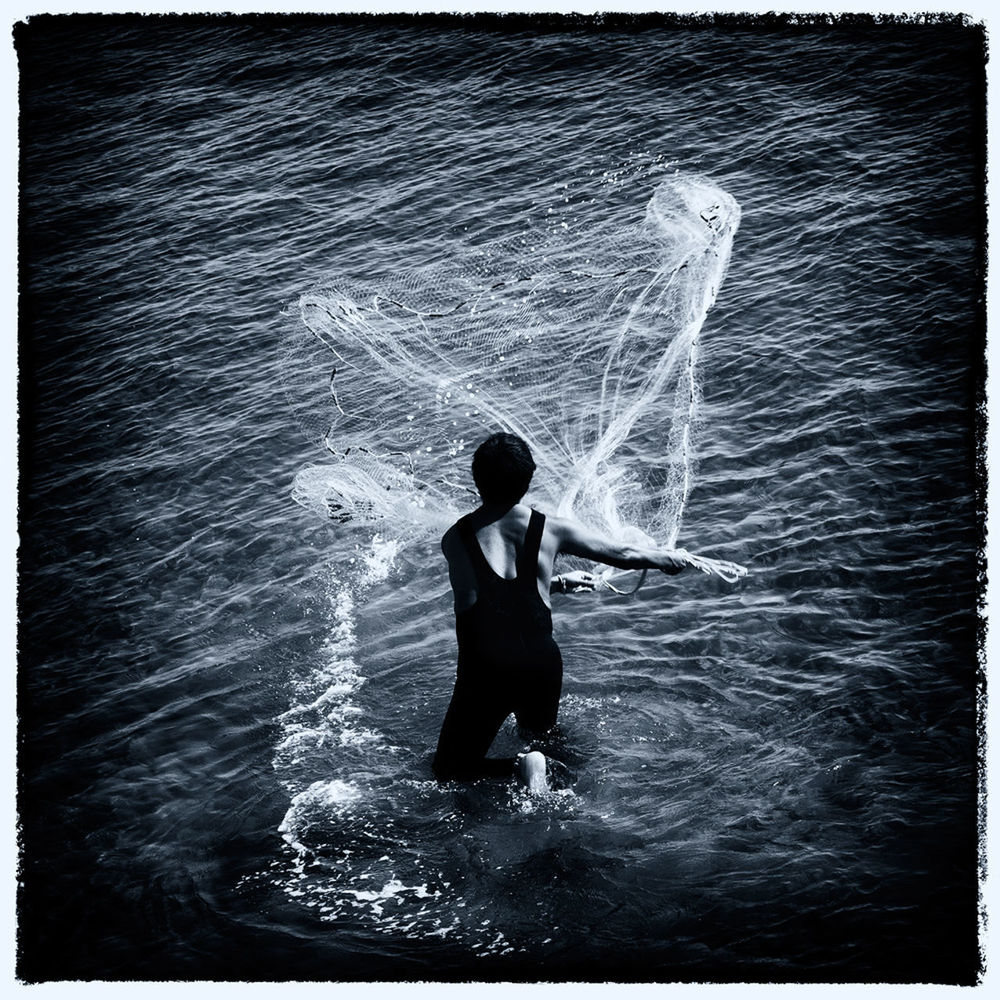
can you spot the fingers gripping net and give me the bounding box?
[282,176,746,581]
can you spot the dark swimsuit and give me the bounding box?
[432,509,563,781]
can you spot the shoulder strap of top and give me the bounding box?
[516,509,545,582]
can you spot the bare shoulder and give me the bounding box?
[542,512,623,563]
[538,513,580,552]
[542,512,581,540]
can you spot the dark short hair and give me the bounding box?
[472,433,535,505]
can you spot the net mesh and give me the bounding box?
[280,174,746,581]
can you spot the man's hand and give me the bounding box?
[659,549,691,575]
[551,570,600,594]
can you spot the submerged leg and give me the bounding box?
[512,640,563,734]
[509,643,562,793]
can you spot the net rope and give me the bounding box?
[280,174,747,586]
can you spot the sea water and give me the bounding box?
[16,14,983,983]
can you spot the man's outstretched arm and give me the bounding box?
[552,517,689,575]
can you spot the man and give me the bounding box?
[433,431,692,793]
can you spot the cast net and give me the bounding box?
[280,174,747,584]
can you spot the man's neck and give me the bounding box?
[475,500,519,522]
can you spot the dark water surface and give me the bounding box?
[16,13,984,983]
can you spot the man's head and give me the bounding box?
[472,432,535,506]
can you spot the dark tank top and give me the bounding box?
[455,509,553,666]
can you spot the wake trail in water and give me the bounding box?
[280,173,747,586]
